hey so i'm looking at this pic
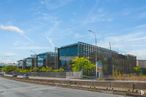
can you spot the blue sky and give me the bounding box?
[0,0,146,63]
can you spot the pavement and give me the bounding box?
[0,77,127,97]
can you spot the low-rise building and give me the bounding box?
[37,52,57,68]
[137,60,146,68]
[58,42,136,77]
[17,60,26,69]
[25,57,35,68]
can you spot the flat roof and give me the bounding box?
[59,41,136,57]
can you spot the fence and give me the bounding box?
[30,72,66,78]
[66,71,83,79]
[9,76,146,95]
[6,71,83,79]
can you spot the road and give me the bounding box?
[0,77,127,97]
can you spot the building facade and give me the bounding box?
[25,57,35,68]
[58,42,136,76]
[17,60,26,69]
[37,52,57,68]
[137,60,146,68]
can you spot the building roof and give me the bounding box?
[59,41,136,57]
[37,52,56,56]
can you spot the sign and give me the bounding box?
[96,61,103,72]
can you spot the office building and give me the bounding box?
[58,42,136,76]
[137,60,146,68]
[17,60,26,69]
[37,52,57,68]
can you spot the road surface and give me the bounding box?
[0,77,127,97]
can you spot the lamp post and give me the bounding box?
[88,30,98,78]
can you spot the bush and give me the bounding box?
[52,68,64,72]
[133,66,142,75]
[31,67,39,72]
[39,66,52,72]
[71,57,95,76]
[16,69,30,73]
[2,65,17,73]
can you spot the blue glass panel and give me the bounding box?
[59,45,78,56]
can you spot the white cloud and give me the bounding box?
[0,25,24,34]
[46,36,55,48]
[98,30,146,59]
[128,49,146,60]
[0,25,34,43]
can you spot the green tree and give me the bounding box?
[2,65,17,73]
[133,66,142,75]
[16,69,30,73]
[53,68,64,72]
[71,57,95,76]
[39,66,52,72]
[31,67,39,72]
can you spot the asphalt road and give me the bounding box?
[0,77,127,97]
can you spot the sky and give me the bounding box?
[0,0,146,63]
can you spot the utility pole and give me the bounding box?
[88,30,98,78]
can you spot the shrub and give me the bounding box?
[2,65,17,73]
[39,66,52,72]
[71,57,95,76]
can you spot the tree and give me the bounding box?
[39,66,52,72]
[52,68,64,72]
[133,66,142,75]
[2,65,17,73]
[31,67,39,72]
[71,57,95,76]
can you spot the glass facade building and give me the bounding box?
[58,42,136,76]
[25,57,34,67]
[17,60,26,69]
[37,52,57,68]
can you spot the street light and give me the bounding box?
[88,30,98,78]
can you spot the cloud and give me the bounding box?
[0,25,34,43]
[97,27,146,59]
[0,25,24,34]
[46,36,55,48]
[128,49,146,60]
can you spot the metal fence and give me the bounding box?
[66,71,83,79]
[30,72,66,78]
[6,71,83,79]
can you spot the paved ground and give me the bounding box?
[0,77,127,97]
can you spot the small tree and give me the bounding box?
[52,68,64,72]
[133,66,142,75]
[31,67,39,72]
[71,57,95,76]
[39,66,52,72]
[2,65,17,73]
